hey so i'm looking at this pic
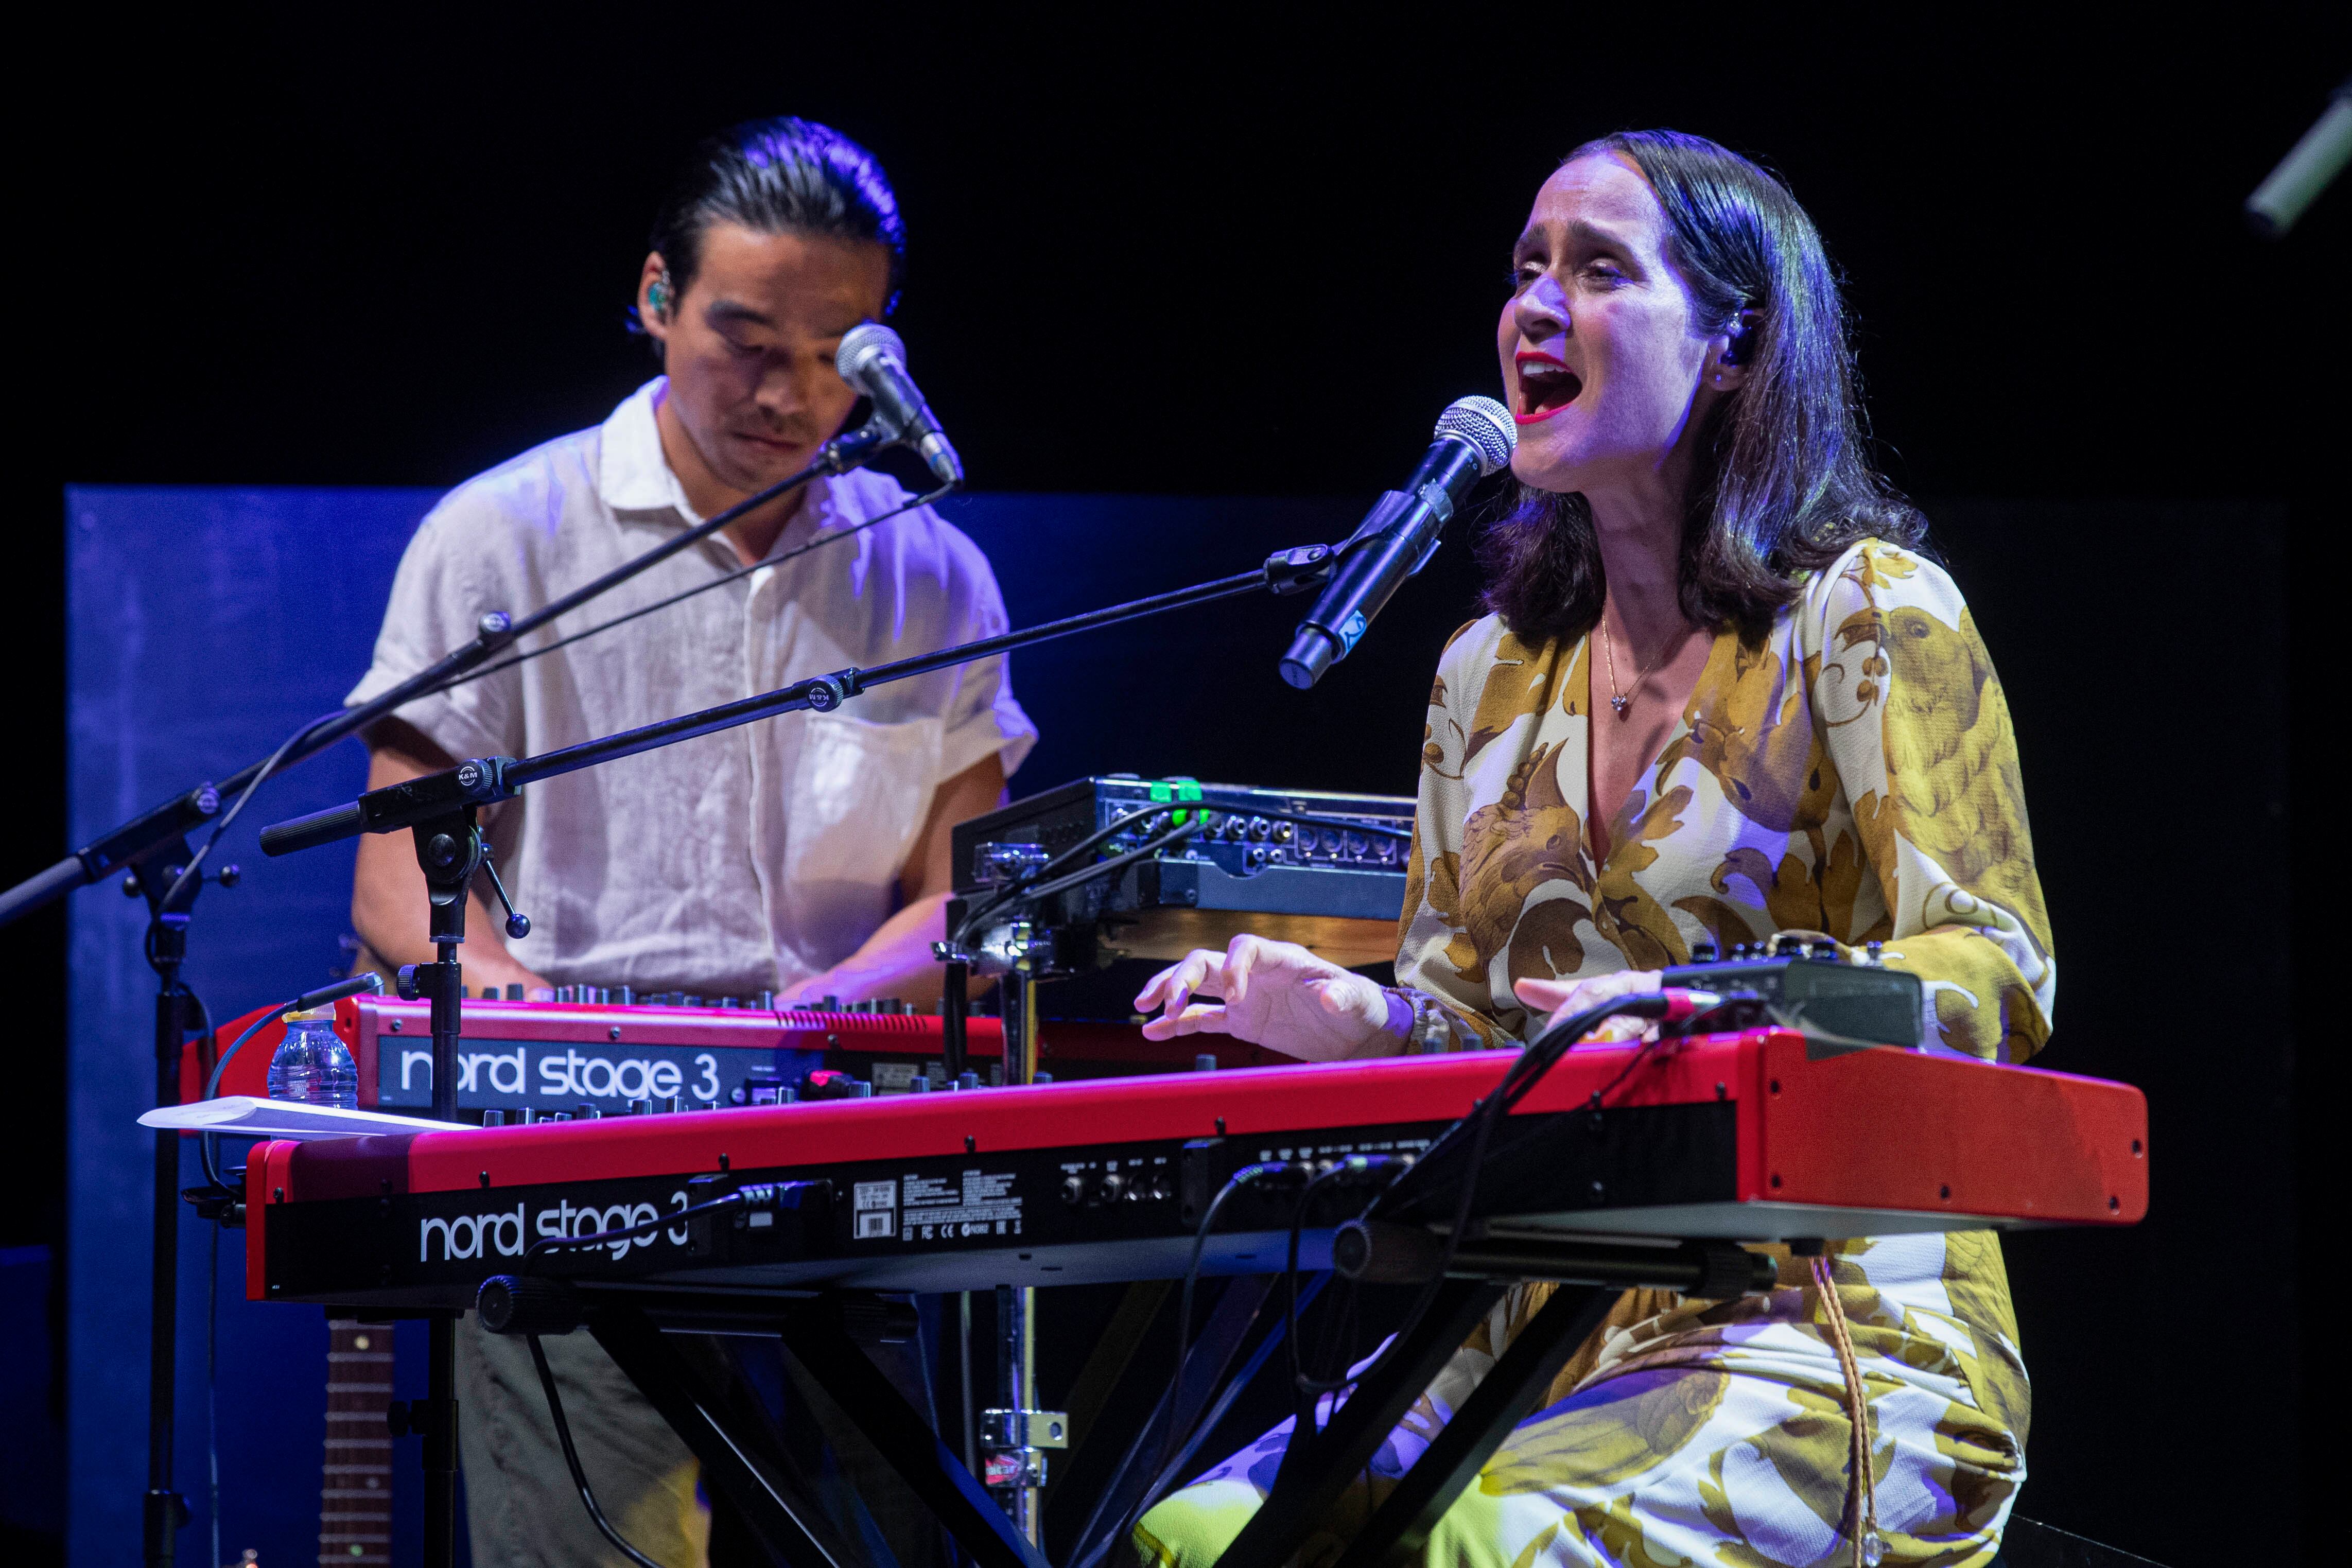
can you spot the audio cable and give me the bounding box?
[527,1334,672,1568]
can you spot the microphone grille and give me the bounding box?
[1434,396,1516,476]
[836,322,905,395]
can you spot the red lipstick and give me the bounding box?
[1511,350,1580,425]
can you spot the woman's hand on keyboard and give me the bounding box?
[1512,970,1664,1044]
[1134,936,1399,1060]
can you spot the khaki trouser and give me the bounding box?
[457,1314,709,1568]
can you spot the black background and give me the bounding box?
[14,9,2346,1563]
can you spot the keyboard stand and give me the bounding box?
[1325,1283,1620,1568]
[591,1306,877,1568]
[595,1294,1051,1568]
[1061,1273,1295,1568]
[570,1235,1773,1568]
[1213,1238,1767,1568]
[1212,1278,1500,1568]
[775,1299,1053,1568]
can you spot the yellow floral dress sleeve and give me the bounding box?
[1393,616,1540,1049]
[1806,541,2055,1061]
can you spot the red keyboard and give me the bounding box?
[242,1028,2147,1308]
[187,995,1292,1119]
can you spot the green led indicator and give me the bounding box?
[1152,778,1204,826]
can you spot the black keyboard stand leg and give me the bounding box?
[778,1298,1051,1568]
[590,1306,865,1568]
[1329,1284,1618,1568]
[1064,1274,1288,1568]
[1213,1279,1502,1568]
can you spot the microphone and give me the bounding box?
[837,323,964,486]
[1279,396,1514,689]
[291,970,387,1014]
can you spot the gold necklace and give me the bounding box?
[1599,614,1674,719]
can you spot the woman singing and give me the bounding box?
[1130,129,2050,1568]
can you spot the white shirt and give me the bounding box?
[347,378,1035,996]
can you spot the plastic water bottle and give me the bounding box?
[267,1005,358,1108]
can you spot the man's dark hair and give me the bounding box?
[637,115,905,329]
[1479,128,1927,645]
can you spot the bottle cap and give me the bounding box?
[281,1005,337,1023]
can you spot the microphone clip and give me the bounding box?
[1337,481,1456,560]
[1262,544,1338,597]
[816,417,895,476]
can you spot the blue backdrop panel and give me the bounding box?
[63,483,1370,1567]
[67,486,437,1566]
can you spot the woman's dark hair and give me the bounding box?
[1479,128,1926,644]
[636,115,905,331]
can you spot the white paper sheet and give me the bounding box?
[139,1096,470,1141]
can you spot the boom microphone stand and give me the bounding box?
[256,539,1345,1568]
[259,545,1341,857]
[27,422,894,1568]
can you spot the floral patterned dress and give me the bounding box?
[1135,541,2053,1568]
